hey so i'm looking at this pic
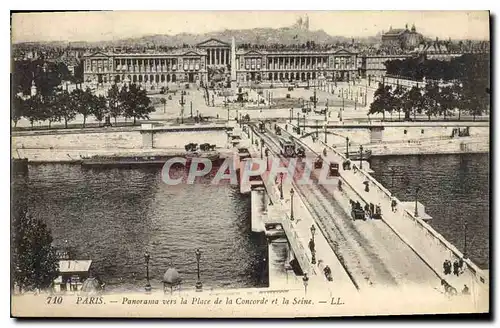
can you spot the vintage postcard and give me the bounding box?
[10,10,490,318]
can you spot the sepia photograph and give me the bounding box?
[9,10,490,318]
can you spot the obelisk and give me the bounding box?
[231,36,237,89]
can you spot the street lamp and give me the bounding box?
[302,273,309,295]
[324,123,327,144]
[144,251,152,292]
[195,248,203,291]
[260,139,264,159]
[290,107,293,123]
[346,137,350,159]
[310,225,316,242]
[414,186,421,217]
[359,145,363,169]
[179,91,185,124]
[279,173,284,200]
[290,188,295,221]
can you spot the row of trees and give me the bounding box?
[13,59,83,97]
[12,83,155,128]
[369,80,487,121]
[384,54,490,83]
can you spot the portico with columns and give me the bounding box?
[83,38,359,87]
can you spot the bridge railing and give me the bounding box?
[319,139,489,288]
[248,136,316,276]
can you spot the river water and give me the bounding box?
[12,152,489,291]
[12,164,269,292]
[370,153,490,269]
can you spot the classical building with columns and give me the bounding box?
[234,48,358,83]
[83,38,359,87]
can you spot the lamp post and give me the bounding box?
[313,85,317,110]
[302,273,309,295]
[310,225,316,242]
[144,252,152,292]
[303,114,306,134]
[290,188,295,221]
[414,186,421,217]
[279,173,284,200]
[324,123,327,144]
[359,145,363,169]
[260,139,264,159]
[195,248,203,291]
[179,91,185,124]
[290,107,293,123]
[346,137,350,159]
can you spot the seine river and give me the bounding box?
[370,153,489,269]
[12,152,489,291]
[13,164,269,292]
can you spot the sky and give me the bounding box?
[11,11,490,43]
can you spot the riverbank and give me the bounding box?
[13,148,235,164]
[346,136,489,157]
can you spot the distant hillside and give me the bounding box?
[14,27,380,48]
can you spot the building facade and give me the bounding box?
[83,38,359,87]
[382,24,423,51]
[360,54,413,77]
[234,48,358,83]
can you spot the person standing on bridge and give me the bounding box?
[391,196,397,212]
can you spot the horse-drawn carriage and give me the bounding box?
[275,125,282,136]
[314,156,323,169]
[258,121,266,133]
[185,143,198,152]
[295,146,306,158]
[199,143,217,151]
[350,200,366,221]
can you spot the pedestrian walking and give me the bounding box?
[391,196,397,212]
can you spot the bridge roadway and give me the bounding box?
[274,122,489,304]
[251,123,444,293]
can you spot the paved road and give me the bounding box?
[259,124,441,292]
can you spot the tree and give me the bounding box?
[71,88,93,128]
[405,86,425,121]
[54,91,75,128]
[12,95,25,128]
[423,82,440,120]
[451,81,465,120]
[121,84,154,125]
[24,94,44,128]
[119,84,132,123]
[12,204,59,293]
[392,85,405,121]
[92,95,108,124]
[41,95,59,129]
[369,83,393,121]
[107,84,122,124]
[438,85,457,120]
